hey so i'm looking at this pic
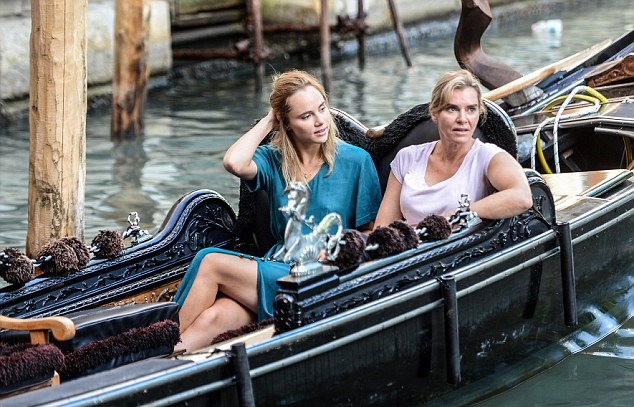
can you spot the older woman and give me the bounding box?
[375,69,532,227]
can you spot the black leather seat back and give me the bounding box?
[367,100,518,194]
[234,108,371,256]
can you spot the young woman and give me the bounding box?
[375,69,533,227]
[174,70,382,352]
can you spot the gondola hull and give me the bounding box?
[3,20,634,405]
[5,168,634,406]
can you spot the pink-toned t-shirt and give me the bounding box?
[390,139,505,224]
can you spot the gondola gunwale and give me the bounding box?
[11,181,632,406]
[0,189,237,319]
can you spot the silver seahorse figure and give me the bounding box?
[273,182,343,276]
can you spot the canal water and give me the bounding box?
[0,0,632,404]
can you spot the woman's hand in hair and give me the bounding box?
[224,109,278,180]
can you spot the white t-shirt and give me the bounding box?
[390,139,504,224]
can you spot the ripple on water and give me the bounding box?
[0,204,18,212]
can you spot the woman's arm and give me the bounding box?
[469,152,533,219]
[374,171,405,227]
[224,109,277,181]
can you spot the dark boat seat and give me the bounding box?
[0,302,180,389]
[367,100,518,193]
[233,103,517,256]
[0,314,73,397]
[233,108,371,257]
[53,302,180,380]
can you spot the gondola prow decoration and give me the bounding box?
[0,248,34,285]
[273,182,343,277]
[447,194,481,232]
[1,228,127,284]
[122,211,153,246]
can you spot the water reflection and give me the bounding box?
[97,140,156,230]
[475,315,634,406]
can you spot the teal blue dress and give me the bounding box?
[174,141,381,321]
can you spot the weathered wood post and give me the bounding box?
[246,0,266,91]
[387,0,412,67]
[112,0,151,139]
[27,0,87,257]
[320,0,332,92]
[357,0,366,67]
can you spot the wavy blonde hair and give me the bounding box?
[429,69,487,123]
[268,70,338,189]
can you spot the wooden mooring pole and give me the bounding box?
[320,0,332,92]
[27,0,87,257]
[357,0,367,68]
[387,0,412,67]
[112,0,151,140]
[246,0,266,91]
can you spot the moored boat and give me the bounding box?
[2,4,634,406]
[3,89,633,405]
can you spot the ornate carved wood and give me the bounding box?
[0,190,236,320]
[586,53,634,87]
[274,172,555,333]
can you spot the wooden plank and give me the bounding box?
[483,39,613,102]
[27,0,87,257]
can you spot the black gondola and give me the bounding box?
[2,7,634,407]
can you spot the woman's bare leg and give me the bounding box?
[178,252,259,331]
[176,297,254,352]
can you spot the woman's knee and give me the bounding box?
[194,306,225,328]
[198,252,224,277]
[194,300,253,331]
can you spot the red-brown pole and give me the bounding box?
[112,0,151,140]
[357,0,366,67]
[387,0,412,67]
[246,0,265,91]
[320,0,332,92]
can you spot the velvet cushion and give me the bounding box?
[54,302,178,351]
[54,302,180,380]
[0,342,64,395]
[367,102,518,194]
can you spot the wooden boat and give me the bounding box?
[3,85,633,404]
[454,0,634,114]
[2,3,634,405]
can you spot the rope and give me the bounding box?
[531,86,607,174]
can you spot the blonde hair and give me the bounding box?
[268,70,338,188]
[429,69,487,123]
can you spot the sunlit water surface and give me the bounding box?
[0,0,632,404]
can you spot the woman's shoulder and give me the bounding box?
[257,144,279,154]
[336,140,371,158]
[256,144,281,160]
[396,141,435,158]
[475,138,505,153]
